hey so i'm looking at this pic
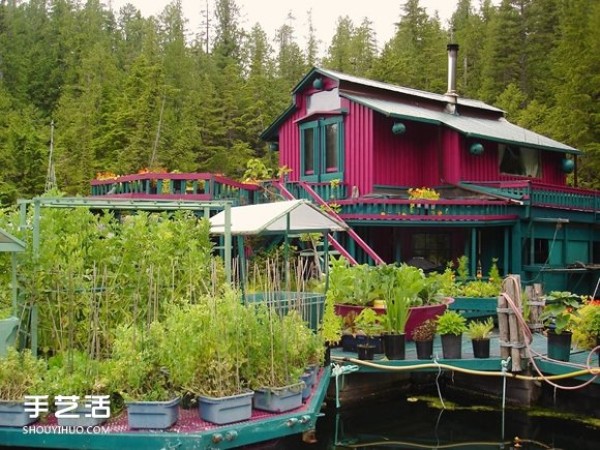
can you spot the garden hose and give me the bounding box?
[332,356,600,381]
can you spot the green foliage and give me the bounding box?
[573,300,600,349]
[6,207,215,357]
[0,347,47,400]
[354,307,384,338]
[436,310,468,336]
[541,291,584,334]
[468,317,494,340]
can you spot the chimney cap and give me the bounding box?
[447,43,459,52]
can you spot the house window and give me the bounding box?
[499,144,540,177]
[412,233,451,266]
[300,117,344,182]
[523,238,549,265]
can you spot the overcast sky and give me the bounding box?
[108,0,472,52]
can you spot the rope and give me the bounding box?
[331,362,359,409]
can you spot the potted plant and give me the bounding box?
[468,318,494,358]
[43,351,112,427]
[320,287,343,361]
[0,347,47,427]
[354,307,384,361]
[244,305,308,413]
[574,299,600,366]
[412,319,437,360]
[379,264,419,360]
[111,322,181,430]
[160,293,254,425]
[436,310,467,359]
[541,291,583,362]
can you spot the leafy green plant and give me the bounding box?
[0,347,46,400]
[436,310,467,336]
[354,308,384,338]
[377,264,422,333]
[541,291,583,334]
[574,299,600,349]
[110,322,175,402]
[468,318,494,340]
[320,291,342,345]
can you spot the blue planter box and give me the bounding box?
[253,383,304,413]
[0,401,38,427]
[57,404,108,428]
[198,391,253,425]
[126,397,180,429]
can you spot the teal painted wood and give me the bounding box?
[0,367,332,450]
[449,297,497,319]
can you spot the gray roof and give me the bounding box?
[343,93,580,154]
[317,68,504,114]
[0,227,25,252]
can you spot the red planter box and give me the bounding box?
[335,298,453,341]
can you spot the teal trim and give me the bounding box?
[300,116,344,183]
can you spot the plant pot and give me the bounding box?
[300,372,312,402]
[415,340,434,360]
[547,330,572,362]
[441,333,463,359]
[357,343,376,360]
[198,390,253,425]
[126,397,180,429]
[0,316,19,357]
[383,333,406,360]
[253,382,304,413]
[356,334,383,353]
[0,401,38,427]
[57,403,108,427]
[341,334,357,352]
[471,338,491,359]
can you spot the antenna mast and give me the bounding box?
[45,120,56,192]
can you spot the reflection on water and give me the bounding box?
[280,393,600,450]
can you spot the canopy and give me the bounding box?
[0,227,25,253]
[209,200,348,235]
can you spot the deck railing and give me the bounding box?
[91,173,259,205]
[466,181,600,211]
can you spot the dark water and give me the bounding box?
[278,393,600,450]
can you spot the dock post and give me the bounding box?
[498,275,525,372]
[525,283,544,332]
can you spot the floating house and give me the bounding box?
[91,45,600,295]
[259,44,600,294]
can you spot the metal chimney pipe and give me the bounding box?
[445,43,459,103]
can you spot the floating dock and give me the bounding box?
[328,333,600,407]
[0,367,330,450]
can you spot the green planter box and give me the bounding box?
[449,297,497,319]
[0,317,19,357]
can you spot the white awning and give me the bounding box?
[209,200,348,235]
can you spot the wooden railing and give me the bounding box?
[465,181,600,211]
[91,173,259,205]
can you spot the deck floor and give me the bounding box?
[331,332,600,384]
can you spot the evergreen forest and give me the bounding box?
[1,0,599,205]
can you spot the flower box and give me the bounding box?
[126,397,180,429]
[198,391,253,425]
[0,401,38,427]
[253,382,304,413]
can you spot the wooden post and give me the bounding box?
[498,275,525,372]
[525,283,544,332]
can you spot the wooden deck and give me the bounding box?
[330,332,600,383]
[0,367,331,450]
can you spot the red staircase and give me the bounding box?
[271,180,384,265]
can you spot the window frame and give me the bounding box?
[300,116,344,182]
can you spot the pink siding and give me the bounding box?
[441,128,461,184]
[372,116,441,189]
[343,100,374,196]
[278,96,307,181]
[459,136,567,185]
